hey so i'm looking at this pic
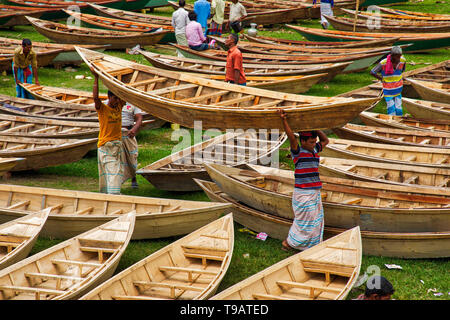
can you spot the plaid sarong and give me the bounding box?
[121,133,139,184]
[287,188,324,250]
[98,140,123,194]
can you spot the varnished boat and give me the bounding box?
[26,16,169,49]
[332,124,450,149]
[80,213,234,300]
[211,226,361,300]
[137,131,287,192]
[0,157,24,175]
[319,156,450,189]
[139,50,350,81]
[403,98,450,121]
[0,45,62,72]
[406,78,450,103]
[359,111,450,133]
[77,47,379,131]
[0,113,99,139]
[341,8,450,23]
[0,5,60,27]
[196,179,450,259]
[0,183,231,240]
[0,212,135,300]
[322,138,450,169]
[0,136,97,171]
[375,6,450,20]
[0,209,50,270]
[171,44,389,74]
[203,163,450,232]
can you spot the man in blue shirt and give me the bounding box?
[194,0,210,36]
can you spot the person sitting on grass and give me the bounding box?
[186,11,215,51]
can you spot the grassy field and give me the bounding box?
[0,0,449,300]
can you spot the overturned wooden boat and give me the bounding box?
[321,138,450,169]
[77,47,379,131]
[139,50,349,82]
[211,226,361,300]
[0,212,135,300]
[137,130,287,192]
[204,163,450,232]
[332,124,450,149]
[196,179,450,259]
[0,208,50,270]
[0,183,231,240]
[403,98,450,121]
[26,16,169,50]
[407,78,450,103]
[319,156,450,189]
[80,213,233,300]
[359,111,450,133]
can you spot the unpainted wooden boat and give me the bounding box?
[375,6,450,20]
[211,226,361,300]
[0,212,135,300]
[139,50,349,82]
[406,78,450,103]
[332,124,450,149]
[0,157,24,175]
[0,45,62,72]
[0,5,60,27]
[341,8,450,23]
[26,16,169,50]
[137,130,287,192]
[0,208,50,270]
[321,138,450,169]
[319,156,450,189]
[203,163,450,232]
[0,136,97,171]
[359,111,450,133]
[403,98,450,121]
[196,179,450,259]
[77,47,379,131]
[0,113,99,139]
[80,213,234,300]
[0,183,231,240]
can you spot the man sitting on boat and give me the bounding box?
[12,39,39,99]
[186,11,216,51]
[370,46,406,116]
[313,0,334,29]
[225,33,246,86]
[278,109,329,252]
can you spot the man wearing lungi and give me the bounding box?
[313,0,334,29]
[91,68,124,195]
[121,103,144,189]
[278,109,329,252]
[12,39,40,99]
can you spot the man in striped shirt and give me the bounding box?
[279,109,329,252]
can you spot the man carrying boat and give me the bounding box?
[172,0,190,56]
[313,0,334,29]
[278,109,329,252]
[12,39,39,99]
[370,46,406,116]
[225,33,246,86]
[91,68,124,195]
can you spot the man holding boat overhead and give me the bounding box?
[12,39,39,99]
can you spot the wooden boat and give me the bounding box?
[332,124,450,149]
[0,212,135,300]
[0,183,231,240]
[403,98,450,121]
[26,16,169,50]
[341,8,450,23]
[0,113,99,139]
[0,5,60,27]
[63,9,175,44]
[5,0,150,12]
[359,111,450,133]
[77,47,379,131]
[0,157,24,175]
[323,14,450,33]
[0,94,98,122]
[139,50,350,81]
[137,130,287,192]
[375,6,450,20]
[321,138,450,169]
[79,213,233,300]
[319,156,450,189]
[0,209,50,270]
[211,226,361,300]
[203,163,450,232]
[196,179,450,259]
[286,24,450,53]
[0,136,97,171]
[0,46,62,72]
[406,78,450,104]
[171,44,389,74]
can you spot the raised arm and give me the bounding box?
[278,109,299,151]
[317,130,329,149]
[90,67,102,110]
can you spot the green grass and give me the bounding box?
[0,0,449,300]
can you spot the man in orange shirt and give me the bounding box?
[225,33,246,86]
[91,68,124,195]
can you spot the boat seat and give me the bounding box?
[74,207,94,215]
[183,252,225,267]
[277,280,342,299]
[133,281,204,299]
[51,259,102,268]
[112,295,170,300]
[79,246,117,263]
[342,197,363,205]
[159,266,216,282]
[24,272,84,290]
[77,237,123,249]
[6,200,30,210]
[252,293,291,300]
[0,285,64,300]
[0,241,21,253]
